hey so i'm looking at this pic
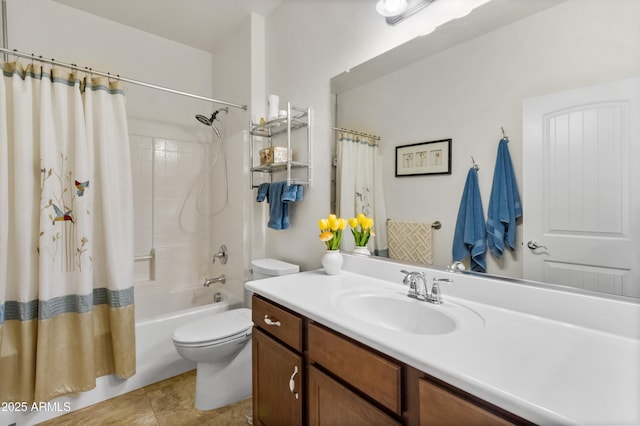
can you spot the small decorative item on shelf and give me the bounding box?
[259,146,289,165]
[348,213,374,256]
[318,214,347,275]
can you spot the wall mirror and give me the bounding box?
[331,0,640,300]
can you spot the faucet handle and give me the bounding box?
[449,261,466,272]
[213,244,228,264]
[430,278,453,304]
[400,270,421,298]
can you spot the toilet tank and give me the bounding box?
[245,258,299,308]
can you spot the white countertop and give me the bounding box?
[245,255,640,425]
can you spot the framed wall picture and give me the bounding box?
[395,138,452,177]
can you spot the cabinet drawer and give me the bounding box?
[252,295,303,352]
[307,322,402,415]
[419,379,514,426]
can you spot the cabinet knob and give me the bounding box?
[264,314,281,327]
[289,365,299,399]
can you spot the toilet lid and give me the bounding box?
[251,258,299,276]
[172,308,253,345]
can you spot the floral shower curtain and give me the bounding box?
[336,132,388,256]
[0,62,135,403]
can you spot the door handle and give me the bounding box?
[289,365,299,399]
[527,240,548,250]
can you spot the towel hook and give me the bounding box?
[470,156,479,171]
[501,127,510,143]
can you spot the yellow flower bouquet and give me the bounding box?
[348,213,374,247]
[318,214,347,250]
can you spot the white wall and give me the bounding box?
[337,0,640,277]
[209,16,253,302]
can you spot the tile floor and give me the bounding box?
[38,370,252,426]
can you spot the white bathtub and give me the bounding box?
[2,284,244,426]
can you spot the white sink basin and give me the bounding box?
[334,288,483,335]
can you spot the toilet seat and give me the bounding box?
[172,308,252,347]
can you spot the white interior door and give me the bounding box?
[523,76,640,298]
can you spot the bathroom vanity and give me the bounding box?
[246,254,640,425]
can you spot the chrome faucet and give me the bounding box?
[401,270,428,300]
[204,274,226,287]
[400,270,452,304]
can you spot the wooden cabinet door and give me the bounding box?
[419,379,513,426]
[308,365,401,426]
[253,328,302,426]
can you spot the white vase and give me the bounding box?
[322,250,343,275]
[352,246,371,256]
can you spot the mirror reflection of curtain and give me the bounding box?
[0,62,135,403]
[336,132,388,256]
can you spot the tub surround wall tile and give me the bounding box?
[130,135,213,289]
[153,245,206,288]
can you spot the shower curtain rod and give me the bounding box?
[331,126,381,140]
[0,47,248,110]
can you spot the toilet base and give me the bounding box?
[194,338,252,410]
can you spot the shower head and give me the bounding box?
[195,107,228,139]
[196,114,213,126]
[195,107,229,127]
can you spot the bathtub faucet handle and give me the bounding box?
[212,244,228,265]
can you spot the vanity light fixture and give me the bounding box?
[379,0,437,26]
[376,0,409,17]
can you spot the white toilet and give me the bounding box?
[172,308,253,410]
[172,258,299,411]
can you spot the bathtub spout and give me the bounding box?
[204,275,226,287]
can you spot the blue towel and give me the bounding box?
[256,182,269,202]
[282,184,303,203]
[267,182,286,230]
[256,182,303,230]
[486,138,522,258]
[452,168,487,272]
